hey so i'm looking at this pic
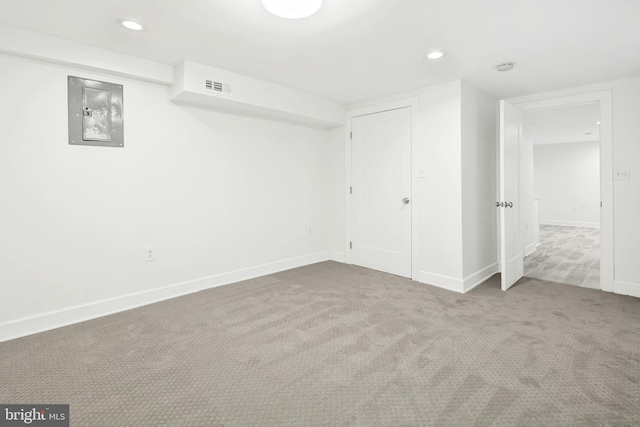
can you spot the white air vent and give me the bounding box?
[204,79,232,95]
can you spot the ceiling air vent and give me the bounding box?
[204,79,232,95]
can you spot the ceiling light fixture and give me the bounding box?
[426,51,445,60]
[118,19,145,31]
[261,0,322,19]
[496,63,514,72]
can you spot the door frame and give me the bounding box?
[345,97,419,280]
[506,90,613,292]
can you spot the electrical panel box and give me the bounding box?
[68,76,124,147]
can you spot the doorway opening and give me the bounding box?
[522,102,601,288]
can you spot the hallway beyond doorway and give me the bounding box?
[524,225,600,289]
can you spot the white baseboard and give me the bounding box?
[0,251,330,342]
[463,263,500,293]
[540,219,600,229]
[419,271,464,293]
[524,242,538,257]
[329,251,346,263]
[419,263,500,294]
[613,280,640,299]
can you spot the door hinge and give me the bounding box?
[350,241,352,249]
[350,131,352,139]
[350,186,352,194]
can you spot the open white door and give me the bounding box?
[499,100,524,290]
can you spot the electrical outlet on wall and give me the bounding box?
[145,247,155,262]
[308,227,312,236]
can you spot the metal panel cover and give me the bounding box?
[68,76,123,147]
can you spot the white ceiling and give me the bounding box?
[0,0,639,105]
[524,102,600,145]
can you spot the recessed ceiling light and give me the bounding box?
[118,19,145,31]
[426,51,445,60]
[496,62,514,72]
[261,0,322,19]
[596,121,601,124]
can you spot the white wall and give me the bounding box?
[509,76,640,296]
[0,24,346,128]
[534,141,600,227]
[461,82,498,290]
[0,24,174,85]
[343,80,498,292]
[327,126,345,261]
[0,54,333,340]
[416,82,464,284]
[610,78,640,291]
[172,60,345,128]
[347,82,465,287]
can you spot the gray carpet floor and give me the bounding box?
[1,261,639,426]
[525,225,600,289]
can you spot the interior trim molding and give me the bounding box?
[539,219,600,229]
[0,251,330,343]
[524,242,538,257]
[329,251,346,263]
[509,89,613,293]
[613,280,640,299]
[419,270,463,293]
[420,262,500,294]
[463,263,500,293]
